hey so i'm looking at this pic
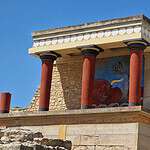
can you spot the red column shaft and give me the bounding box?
[39,59,54,111]
[81,55,96,108]
[0,92,11,113]
[129,50,140,106]
[138,50,143,105]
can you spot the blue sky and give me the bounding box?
[0,0,150,108]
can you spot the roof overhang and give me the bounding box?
[28,15,150,57]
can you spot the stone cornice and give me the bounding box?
[29,15,150,55]
[32,15,147,37]
[32,25,142,48]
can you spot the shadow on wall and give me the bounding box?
[57,58,82,110]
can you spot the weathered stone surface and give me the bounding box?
[34,138,72,150]
[0,143,21,150]
[0,128,72,150]
[72,145,130,150]
[26,59,82,112]
[1,136,10,144]
[95,146,129,150]
[1,128,42,142]
[80,135,99,145]
[72,145,95,150]
[0,132,4,139]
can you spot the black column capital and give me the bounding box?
[124,39,149,51]
[80,45,103,56]
[40,51,61,62]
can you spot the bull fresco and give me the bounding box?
[92,56,144,107]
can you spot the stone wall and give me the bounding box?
[2,107,150,149]
[138,123,150,150]
[0,128,72,150]
[27,56,83,112]
[8,123,139,150]
[143,54,150,109]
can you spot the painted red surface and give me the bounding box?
[106,87,122,105]
[92,80,122,105]
[81,56,96,106]
[0,92,11,113]
[39,59,54,111]
[129,50,140,104]
[92,80,111,105]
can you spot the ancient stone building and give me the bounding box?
[1,15,150,150]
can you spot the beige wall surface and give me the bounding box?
[27,56,83,111]
[144,54,150,109]
[13,123,139,150]
[138,123,150,150]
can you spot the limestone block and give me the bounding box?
[94,123,138,135]
[67,125,96,136]
[72,145,95,150]
[80,135,99,145]
[95,145,129,150]
[138,123,150,150]
[22,126,59,138]
[66,136,80,145]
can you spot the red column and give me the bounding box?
[128,41,147,106]
[39,54,57,111]
[129,50,140,106]
[0,92,11,113]
[81,49,100,109]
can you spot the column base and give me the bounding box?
[0,110,9,113]
[128,102,137,106]
[38,108,49,111]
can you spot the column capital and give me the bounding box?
[125,39,149,51]
[80,45,103,56]
[40,52,61,61]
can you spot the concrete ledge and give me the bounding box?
[0,107,150,127]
